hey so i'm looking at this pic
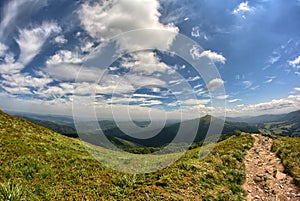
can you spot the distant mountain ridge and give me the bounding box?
[226,114,287,124]
[258,110,300,137]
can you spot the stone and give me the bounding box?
[275,171,286,180]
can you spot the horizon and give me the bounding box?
[3,108,299,122]
[0,0,299,120]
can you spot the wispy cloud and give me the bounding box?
[16,22,61,65]
[264,76,276,84]
[0,0,48,40]
[242,80,253,88]
[228,99,241,103]
[0,43,8,57]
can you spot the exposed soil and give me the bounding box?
[243,134,300,201]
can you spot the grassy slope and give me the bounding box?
[0,110,254,200]
[271,136,300,187]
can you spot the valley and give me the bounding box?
[0,110,299,200]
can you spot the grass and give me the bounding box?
[0,110,254,200]
[271,136,300,187]
[0,182,23,201]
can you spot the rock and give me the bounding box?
[275,170,286,180]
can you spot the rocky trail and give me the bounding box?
[243,134,300,200]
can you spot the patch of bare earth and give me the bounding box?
[243,134,300,201]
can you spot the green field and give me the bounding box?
[271,136,300,187]
[0,110,255,200]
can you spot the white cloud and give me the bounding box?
[228,99,241,103]
[233,1,253,15]
[0,22,61,74]
[243,80,253,88]
[0,43,8,57]
[205,78,224,91]
[227,95,300,117]
[191,26,200,38]
[78,0,178,51]
[182,99,210,106]
[0,62,23,74]
[0,0,48,39]
[2,85,32,95]
[1,73,52,89]
[190,46,226,64]
[215,95,229,100]
[264,76,276,84]
[292,87,300,93]
[16,22,61,65]
[295,72,300,75]
[46,50,83,65]
[125,73,166,88]
[288,56,300,68]
[43,64,104,82]
[121,51,170,75]
[132,94,164,99]
[81,41,94,53]
[53,35,67,44]
[250,85,260,91]
[268,55,280,64]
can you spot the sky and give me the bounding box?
[0,0,299,119]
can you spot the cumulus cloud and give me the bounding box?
[53,35,67,44]
[1,73,52,89]
[78,0,178,51]
[227,95,300,117]
[46,50,83,65]
[121,51,171,75]
[205,78,225,91]
[190,46,226,64]
[288,56,300,68]
[80,41,95,53]
[233,1,253,15]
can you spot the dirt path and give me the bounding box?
[243,134,300,201]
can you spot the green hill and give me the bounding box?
[0,109,257,200]
[259,110,300,137]
[101,115,258,148]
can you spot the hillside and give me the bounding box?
[259,110,300,137]
[21,117,78,138]
[0,109,255,200]
[226,114,286,124]
[101,115,258,147]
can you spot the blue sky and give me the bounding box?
[0,0,299,119]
